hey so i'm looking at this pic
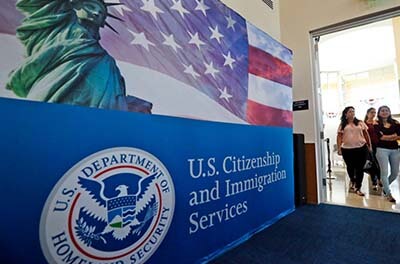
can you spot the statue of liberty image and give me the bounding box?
[6,0,152,112]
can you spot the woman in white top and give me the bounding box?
[337,106,371,196]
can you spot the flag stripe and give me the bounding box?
[246,100,293,127]
[247,22,292,66]
[248,73,292,111]
[248,45,292,87]
[246,22,293,128]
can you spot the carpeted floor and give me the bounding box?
[210,204,400,264]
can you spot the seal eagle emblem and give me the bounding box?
[40,147,175,264]
[77,173,157,242]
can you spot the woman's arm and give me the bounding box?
[395,123,400,141]
[363,129,372,151]
[373,123,392,141]
[380,134,398,141]
[337,132,343,155]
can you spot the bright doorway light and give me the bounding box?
[317,17,400,212]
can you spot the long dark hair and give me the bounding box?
[377,105,398,126]
[340,106,360,129]
[364,107,376,122]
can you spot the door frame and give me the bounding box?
[309,6,400,203]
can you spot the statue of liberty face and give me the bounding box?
[74,0,107,27]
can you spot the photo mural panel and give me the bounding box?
[0,98,294,263]
[0,0,293,127]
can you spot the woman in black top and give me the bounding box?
[374,105,400,203]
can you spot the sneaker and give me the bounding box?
[372,185,378,191]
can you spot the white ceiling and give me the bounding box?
[318,19,396,74]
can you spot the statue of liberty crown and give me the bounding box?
[70,0,125,33]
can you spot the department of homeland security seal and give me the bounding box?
[40,147,175,264]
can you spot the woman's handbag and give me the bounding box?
[363,150,379,173]
[363,150,373,170]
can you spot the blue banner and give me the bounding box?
[0,98,294,263]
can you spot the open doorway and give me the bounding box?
[315,16,400,213]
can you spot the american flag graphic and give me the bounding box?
[0,0,293,127]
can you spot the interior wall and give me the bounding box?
[221,0,281,40]
[280,0,400,143]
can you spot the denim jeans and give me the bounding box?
[375,147,400,195]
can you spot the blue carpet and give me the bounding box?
[210,204,400,264]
